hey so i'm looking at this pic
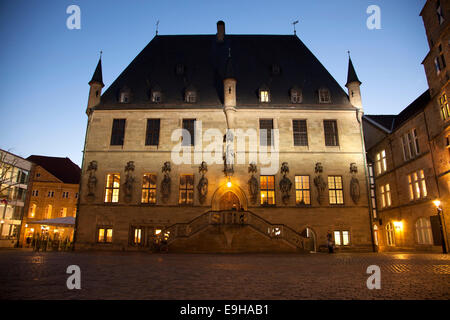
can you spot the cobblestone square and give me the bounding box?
[0,251,449,300]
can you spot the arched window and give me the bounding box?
[415,217,433,245]
[386,222,395,246]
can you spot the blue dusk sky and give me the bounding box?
[0,0,428,166]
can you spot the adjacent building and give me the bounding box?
[75,21,374,252]
[0,149,32,247]
[363,0,449,252]
[20,155,81,247]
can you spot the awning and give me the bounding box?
[27,217,75,227]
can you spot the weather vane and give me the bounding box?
[292,20,299,35]
[156,20,160,36]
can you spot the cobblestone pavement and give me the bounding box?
[0,250,449,300]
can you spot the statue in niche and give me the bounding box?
[313,162,327,205]
[161,161,171,203]
[123,161,135,203]
[86,160,98,200]
[279,162,292,205]
[197,161,208,204]
[223,130,235,177]
[248,162,258,204]
[349,163,360,204]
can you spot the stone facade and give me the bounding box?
[363,0,450,253]
[75,22,373,253]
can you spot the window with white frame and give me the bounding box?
[259,90,269,103]
[375,150,387,175]
[415,217,433,245]
[319,88,331,103]
[401,129,420,161]
[407,170,427,201]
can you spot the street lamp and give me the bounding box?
[433,200,447,254]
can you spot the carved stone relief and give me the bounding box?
[86,160,98,201]
[123,161,135,203]
[279,162,292,205]
[197,161,208,204]
[248,162,258,204]
[161,161,171,203]
[349,163,360,204]
[313,162,327,205]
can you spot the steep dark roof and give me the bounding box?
[27,155,81,184]
[345,57,361,87]
[96,34,352,109]
[364,90,431,132]
[89,58,104,87]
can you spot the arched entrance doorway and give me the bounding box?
[211,183,248,211]
[219,191,241,211]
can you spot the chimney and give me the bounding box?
[217,21,225,42]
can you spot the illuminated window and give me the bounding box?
[105,174,120,203]
[328,176,343,205]
[73,208,77,217]
[380,184,391,208]
[179,174,194,205]
[415,218,433,245]
[319,88,331,103]
[295,175,310,205]
[60,207,67,217]
[386,222,395,246]
[439,93,450,120]
[375,150,387,175]
[323,120,339,146]
[259,119,274,147]
[293,120,308,146]
[260,90,269,103]
[333,231,350,246]
[97,227,113,243]
[368,164,378,219]
[260,175,275,205]
[29,204,36,218]
[142,174,157,204]
[131,227,143,245]
[407,170,427,201]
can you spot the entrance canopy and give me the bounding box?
[27,217,75,227]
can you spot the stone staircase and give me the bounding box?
[162,210,306,250]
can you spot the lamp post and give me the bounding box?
[433,200,447,254]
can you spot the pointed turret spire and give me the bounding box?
[345,54,361,87]
[89,53,104,88]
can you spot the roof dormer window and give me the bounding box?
[151,89,162,103]
[176,63,185,75]
[290,88,302,104]
[437,0,445,25]
[119,87,131,103]
[259,86,270,103]
[185,90,197,103]
[271,64,281,75]
[318,88,331,104]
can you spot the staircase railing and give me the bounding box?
[162,210,306,249]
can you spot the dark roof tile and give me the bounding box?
[27,155,81,184]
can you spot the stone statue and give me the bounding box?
[86,160,98,200]
[223,130,235,177]
[123,161,135,203]
[197,161,208,204]
[313,162,326,205]
[279,162,292,205]
[161,161,171,203]
[248,162,258,204]
[349,163,360,204]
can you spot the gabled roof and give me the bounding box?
[364,90,431,133]
[96,34,352,109]
[27,155,81,184]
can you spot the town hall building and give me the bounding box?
[74,21,374,252]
